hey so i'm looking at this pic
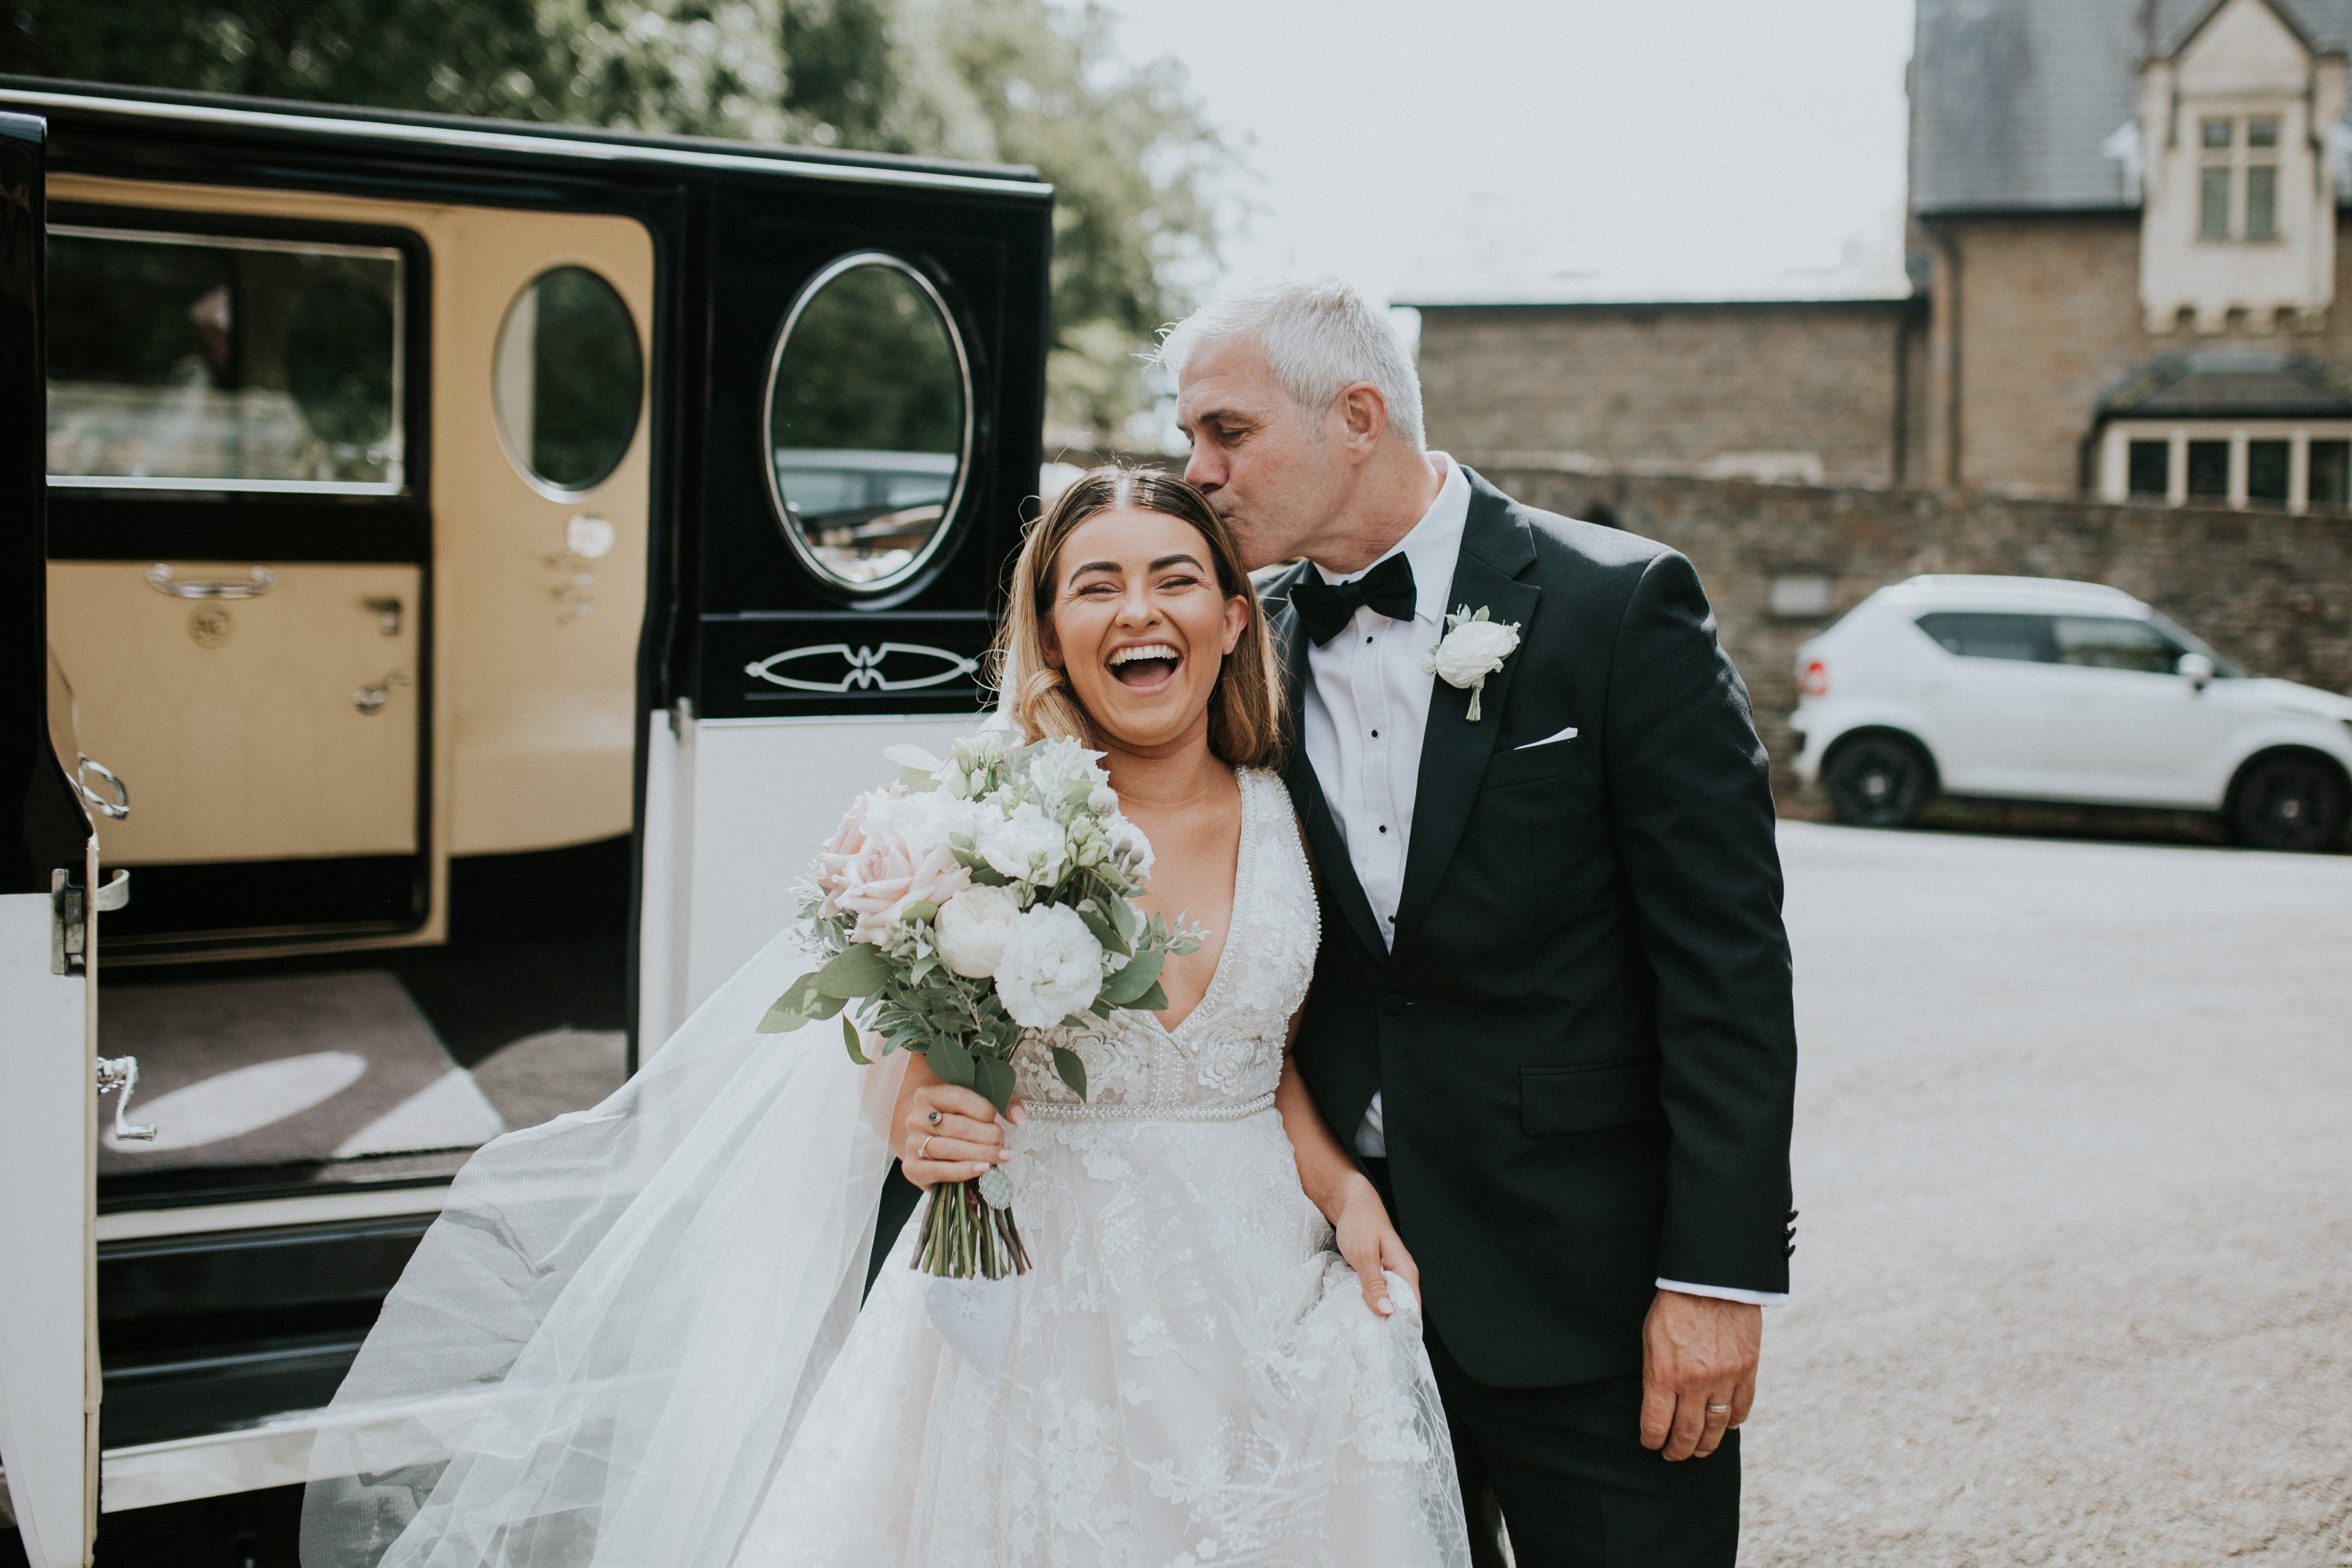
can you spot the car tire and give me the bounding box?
[2227,752,2349,852]
[1824,733,1930,828]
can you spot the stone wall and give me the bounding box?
[1476,463,2352,808]
[1416,301,1923,489]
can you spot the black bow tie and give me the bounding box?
[1290,553,1417,646]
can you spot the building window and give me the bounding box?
[2101,422,2352,512]
[2196,115,2282,242]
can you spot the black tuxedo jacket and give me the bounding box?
[1266,468,1797,1389]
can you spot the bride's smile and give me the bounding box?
[1042,505,1249,753]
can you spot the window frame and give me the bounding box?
[43,202,433,565]
[2097,418,2352,513]
[2193,110,2287,245]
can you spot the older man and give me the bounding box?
[1160,281,1798,1568]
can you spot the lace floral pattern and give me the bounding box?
[735,771,1468,1568]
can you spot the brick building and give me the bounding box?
[1413,0,2352,516]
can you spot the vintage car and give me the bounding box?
[0,78,1051,1564]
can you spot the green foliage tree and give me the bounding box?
[3,0,1224,446]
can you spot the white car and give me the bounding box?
[1791,575,2352,851]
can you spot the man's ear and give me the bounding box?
[1336,382,1388,465]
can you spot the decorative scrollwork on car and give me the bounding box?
[744,642,981,693]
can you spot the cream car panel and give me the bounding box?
[48,562,422,864]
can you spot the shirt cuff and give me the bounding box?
[1656,1278,1788,1307]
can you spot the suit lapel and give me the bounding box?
[1266,575,1390,963]
[1391,475,1540,963]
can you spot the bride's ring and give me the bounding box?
[926,1109,942,1127]
[1706,1404,1733,1414]
[918,1135,936,1160]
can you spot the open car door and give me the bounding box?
[0,108,107,1568]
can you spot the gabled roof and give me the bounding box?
[1911,0,2352,217]
[2097,351,2352,418]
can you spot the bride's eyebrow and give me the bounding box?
[1151,553,1206,572]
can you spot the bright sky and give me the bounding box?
[1090,0,1919,309]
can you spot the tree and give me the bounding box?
[2,0,1224,446]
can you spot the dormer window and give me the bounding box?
[2197,115,2281,241]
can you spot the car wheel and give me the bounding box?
[1825,734,1929,828]
[2228,753,2349,852]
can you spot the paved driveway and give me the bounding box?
[1744,824,2352,1567]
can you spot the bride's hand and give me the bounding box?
[1332,1177,1419,1320]
[895,1055,1025,1190]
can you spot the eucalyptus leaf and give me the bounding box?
[841,1016,871,1065]
[807,990,848,1020]
[929,1030,977,1086]
[756,1002,810,1034]
[1099,949,1166,1006]
[1131,979,1170,1013]
[973,1054,1016,1114]
[1088,997,1115,1019]
[1073,901,1127,957]
[1049,1044,1089,1100]
[810,943,893,998]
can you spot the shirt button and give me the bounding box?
[1370,729,1379,738]
[1377,825,1387,833]
[1381,993,1408,1016]
[1365,635,1373,644]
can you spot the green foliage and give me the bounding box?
[4,0,1227,443]
[770,262,963,454]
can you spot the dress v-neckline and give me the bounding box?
[1151,768,1260,1043]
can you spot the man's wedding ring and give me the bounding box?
[926,1109,942,1126]
[918,1135,935,1160]
[1706,1403,1733,1413]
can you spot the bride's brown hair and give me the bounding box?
[991,467,1285,769]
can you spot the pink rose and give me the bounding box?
[833,836,971,945]
[814,786,900,918]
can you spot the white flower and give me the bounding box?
[1087,783,1120,816]
[977,801,1069,884]
[1422,605,1523,722]
[934,884,1022,978]
[862,787,983,852]
[994,902,1102,1027]
[1106,815,1155,880]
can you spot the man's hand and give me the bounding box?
[1639,1289,1761,1461]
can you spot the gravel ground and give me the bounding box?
[1742,824,2352,1568]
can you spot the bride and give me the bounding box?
[300,467,1471,1568]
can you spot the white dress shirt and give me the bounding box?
[1300,455,1785,1308]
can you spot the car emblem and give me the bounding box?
[744,641,981,693]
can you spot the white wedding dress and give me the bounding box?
[738,767,1468,1567]
[300,767,1465,1568]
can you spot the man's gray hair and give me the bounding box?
[1156,279,1425,451]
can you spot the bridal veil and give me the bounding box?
[299,925,908,1568]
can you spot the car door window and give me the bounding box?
[47,227,404,492]
[1914,612,2055,662]
[2052,616,2184,674]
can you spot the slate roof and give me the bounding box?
[1912,0,2352,216]
[2097,351,2352,417]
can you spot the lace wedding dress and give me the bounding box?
[735,767,1470,1568]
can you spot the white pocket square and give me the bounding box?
[1515,726,1579,751]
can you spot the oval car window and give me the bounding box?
[765,255,970,590]
[493,266,643,494]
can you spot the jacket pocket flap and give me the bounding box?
[1520,1059,1659,1136]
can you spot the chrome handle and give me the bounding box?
[91,868,129,912]
[148,564,277,600]
[354,670,412,715]
[362,596,403,636]
[97,1056,157,1142]
[74,754,129,819]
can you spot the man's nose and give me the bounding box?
[1183,447,1219,492]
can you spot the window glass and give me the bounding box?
[492,267,643,494]
[766,256,968,589]
[2186,439,2230,497]
[46,227,403,491]
[2247,438,2289,502]
[2052,616,2184,674]
[2126,439,2170,496]
[2202,118,2234,149]
[2248,118,2279,148]
[2200,168,2231,237]
[2311,439,2351,509]
[1914,612,2053,663]
[2246,165,2277,239]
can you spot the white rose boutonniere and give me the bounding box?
[1422,605,1522,722]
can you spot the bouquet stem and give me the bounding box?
[912,1177,1030,1280]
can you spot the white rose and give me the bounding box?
[1425,618,1520,687]
[976,801,1069,884]
[863,787,982,851]
[994,902,1102,1027]
[934,884,1021,978]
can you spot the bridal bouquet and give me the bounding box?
[760,730,1200,1282]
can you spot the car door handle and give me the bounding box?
[147,564,277,600]
[354,670,413,715]
[74,754,129,819]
